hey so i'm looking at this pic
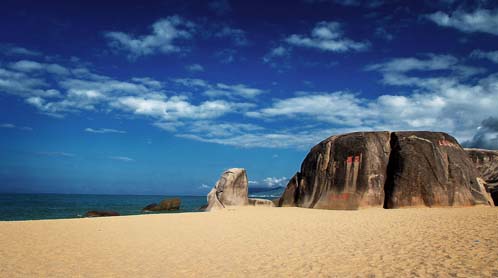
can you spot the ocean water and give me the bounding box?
[0,194,208,221]
[0,190,281,221]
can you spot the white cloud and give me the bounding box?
[427,9,498,35]
[185,64,204,72]
[1,45,41,56]
[84,128,126,134]
[36,152,75,157]
[0,123,32,131]
[285,21,369,52]
[204,83,265,99]
[471,49,498,63]
[172,78,265,99]
[262,177,288,187]
[199,183,211,189]
[247,91,370,126]
[109,156,134,162]
[9,60,69,75]
[104,16,195,58]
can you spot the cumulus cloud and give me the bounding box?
[84,128,126,134]
[285,21,369,52]
[427,9,498,35]
[9,60,69,75]
[463,117,498,150]
[104,16,195,58]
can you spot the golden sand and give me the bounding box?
[1,206,497,277]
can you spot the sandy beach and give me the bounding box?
[1,206,497,277]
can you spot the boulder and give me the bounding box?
[384,132,489,208]
[142,198,181,212]
[465,148,498,205]
[84,211,120,217]
[142,203,158,212]
[158,198,181,210]
[280,131,391,209]
[248,198,275,207]
[278,131,491,210]
[206,168,249,211]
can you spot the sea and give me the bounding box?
[0,188,284,221]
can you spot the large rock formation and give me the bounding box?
[206,168,275,211]
[465,148,498,205]
[278,131,491,210]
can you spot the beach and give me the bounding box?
[1,206,497,277]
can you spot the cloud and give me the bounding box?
[109,156,134,162]
[1,45,41,56]
[185,64,204,72]
[9,60,69,75]
[427,9,498,35]
[36,152,75,157]
[104,16,195,58]
[215,26,248,46]
[247,91,369,126]
[84,128,126,134]
[208,0,231,15]
[463,117,498,150]
[471,49,498,63]
[262,46,291,69]
[204,83,265,99]
[172,78,265,99]
[199,183,211,189]
[0,123,32,131]
[262,177,288,187]
[285,21,369,52]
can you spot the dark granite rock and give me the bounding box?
[384,132,489,208]
[279,132,391,209]
[142,198,181,212]
[84,211,120,217]
[142,203,159,212]
[278,131,491,210]
[158,198,181,210]
[466,148,498,205]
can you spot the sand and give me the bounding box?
[1,206,497,278]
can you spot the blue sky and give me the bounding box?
[1,0,498,195]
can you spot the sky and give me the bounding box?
[1,0,498,195]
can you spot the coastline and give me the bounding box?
[1,206,497,277]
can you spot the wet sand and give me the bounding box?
[1,206,497,277]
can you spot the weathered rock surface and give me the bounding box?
[278,131,491,210]
[466,148,498,205]
[384,132,489,208]
[142,198,181,212]
[207,168,249,211]
[84,211,120,217]
[280,132,391,209]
